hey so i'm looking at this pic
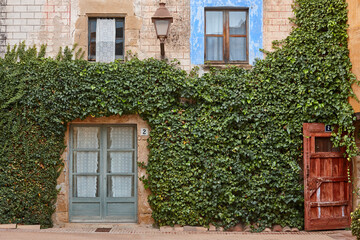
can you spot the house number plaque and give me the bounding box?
[325,125,332,133]
[141,128,149,136]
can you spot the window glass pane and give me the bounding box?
[206,11,223,34]
[73,127,100,149]
[88,19,97,60]
[74,176,99,197]
[108,152,134,173]
[108,127,134,149]
[108,176,134,197]
[115,41,124,58]
[229,11,247,35]
[89,42,96,60]
[73,151,99,173]
[315,137,340,152]
[116,19,124,39]
[206,37,223,61]
[230,37,246,61]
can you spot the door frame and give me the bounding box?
[303,123,352,231]
[68,124,138,223]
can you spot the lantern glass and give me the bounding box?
[155,19,170,36]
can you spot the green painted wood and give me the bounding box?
[69,124,137,222]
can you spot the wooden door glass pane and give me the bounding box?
[206,11,223,34]
[73,176,99,197]
[229,11,246,35]
[73,127,100,149]
[108,127,134,149]
[315,137,340,152]
[108,176,134,197]
[229,37,246,61]
[73,151,99,173]
[107,152,134,173]
[206,37,223,61]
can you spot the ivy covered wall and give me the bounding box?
[0,0,357,230]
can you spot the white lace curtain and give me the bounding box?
[75,127,99,198]
[96,18,116,63]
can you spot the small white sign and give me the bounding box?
[141,128,149,136]
[325,125,332,133]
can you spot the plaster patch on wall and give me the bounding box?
[190,0,263,65]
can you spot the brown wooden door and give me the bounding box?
[303,123,351,231]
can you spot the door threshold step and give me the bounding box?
[64,223,138,229]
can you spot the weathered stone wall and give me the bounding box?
[2,0,191,70]
[54,115,152,227]
[0,0,6,57]
[3,0,73,56]
[139,0,191,71]
[263,0,294,52]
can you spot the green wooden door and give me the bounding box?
[69,125,137,222]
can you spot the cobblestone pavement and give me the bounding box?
[0,225,356,240]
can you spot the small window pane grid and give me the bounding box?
[205,9,248,63]
[69,125,137,222]
[88,18,124,61]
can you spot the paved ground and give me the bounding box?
[0,225,356,240]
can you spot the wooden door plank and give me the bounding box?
[310,200,348,207]
[316,157,321,219]
[303,124,310,230]
[310,153,344,158]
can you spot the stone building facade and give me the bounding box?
[0,0,293,70]
[4,0,360,228]
[0,0,301,227]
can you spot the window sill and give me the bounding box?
[202,62,252,70]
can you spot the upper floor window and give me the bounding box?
[205,9,248,63]
[88,18,124,62]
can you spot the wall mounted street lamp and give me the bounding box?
[152,2,173,59]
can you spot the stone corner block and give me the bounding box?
[0,224,17,229]
[194,226,208,232]
[183,226,208,232]
[17,225,41,230]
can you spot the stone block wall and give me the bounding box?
[138,0,191,71]
[0,0,6,56]
[263,0,294,52]
[1,0,191,70]
[2,0,73,57]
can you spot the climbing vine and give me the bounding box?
[0,0,357,230]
